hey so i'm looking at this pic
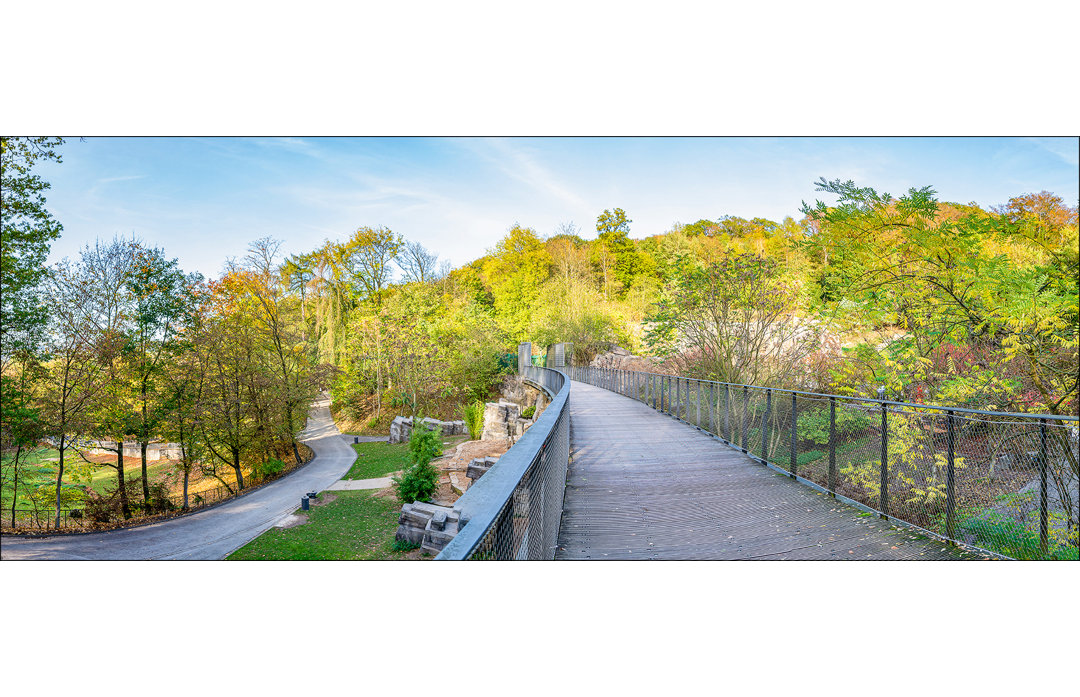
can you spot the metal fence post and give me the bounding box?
[880,402,889,516]
[790,392,798,477]
[946,410,956,540]
[710,383,717,434]
[1040,419,1048,555]
[724,384,731,443]
[696,380,702,428]
[675,377,681,420]
[762,389,772,461]
[828,397,837,494]
[742,386,749,452]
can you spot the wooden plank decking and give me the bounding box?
[555,380,978,560]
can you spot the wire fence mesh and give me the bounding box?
[437,365,571,560]
[570,365,1079,561]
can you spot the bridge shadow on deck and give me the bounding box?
[556,381,978,560]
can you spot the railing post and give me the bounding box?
[675,377,681,420]
[1040,419,1048,555]
[790,392,798,477]
[741,386,749,452]
[828,397,837,494]
[709,383,716,434]
[696,380,702,428]
[724,384,731,443]
[880,401,889,516]
[762,389,772,461]
[946,410,956,540]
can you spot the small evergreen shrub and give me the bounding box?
[393,462,439,504]
[521,405,536,419]
[408,420,443,467]
[394,421,443,503]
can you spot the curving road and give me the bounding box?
[0,395,356,560]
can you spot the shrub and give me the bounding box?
[394,421,443,504]
[798,405,872,446]
[83,492,116,524]
[258,457,285,480]
[146,482,178,514]
[393,462,439,504]
[521,405,536,419]
[463,400,485,440]
[392,538,421,553]
[408,421,443,468]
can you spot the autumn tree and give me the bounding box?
[126,244,195,503]
[647,253,823,387]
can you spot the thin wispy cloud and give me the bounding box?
[1025,137,1079,168]
[456,138,589,211]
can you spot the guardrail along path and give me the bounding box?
[556,380,978,560]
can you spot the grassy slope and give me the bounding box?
[343,442,411,480]
[226,490,422,560]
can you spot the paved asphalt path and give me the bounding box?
[1,394,356,561]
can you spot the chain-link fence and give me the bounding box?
[570,365,1079,561]
[436,365,571,560]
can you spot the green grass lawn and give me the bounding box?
[226,490,423,560]
[343,442,411,480]
[342,436,468,480]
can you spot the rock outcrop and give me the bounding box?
[389,416,468,444]
[481,400,534,442]
[590,346,664,372]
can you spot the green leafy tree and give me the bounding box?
[1,137,64,357]
[595,208,644,294]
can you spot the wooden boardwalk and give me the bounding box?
[556,380,979,560]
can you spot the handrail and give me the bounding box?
[581,367,1078,422]
[436,365,571,560]
[571,364,1079,561]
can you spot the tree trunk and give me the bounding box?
[10,447,22,527]
[141,382,151,503]
[54,436,66,529]
[232,448,245,491]
[141,440,150,504]
[116,445,131,519]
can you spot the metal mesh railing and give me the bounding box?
[571,365,1079,561]
[436,365,571,560]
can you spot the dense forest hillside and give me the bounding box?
[293,180,1078,425]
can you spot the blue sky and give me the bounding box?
[37,136,1079,279]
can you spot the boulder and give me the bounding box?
[396,500,462,554]
[482,400,524,441]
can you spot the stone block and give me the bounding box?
[389,416,414,444]
[396,500,460,549]
[466,456,499,482]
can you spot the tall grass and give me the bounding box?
[463,400,485,440]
